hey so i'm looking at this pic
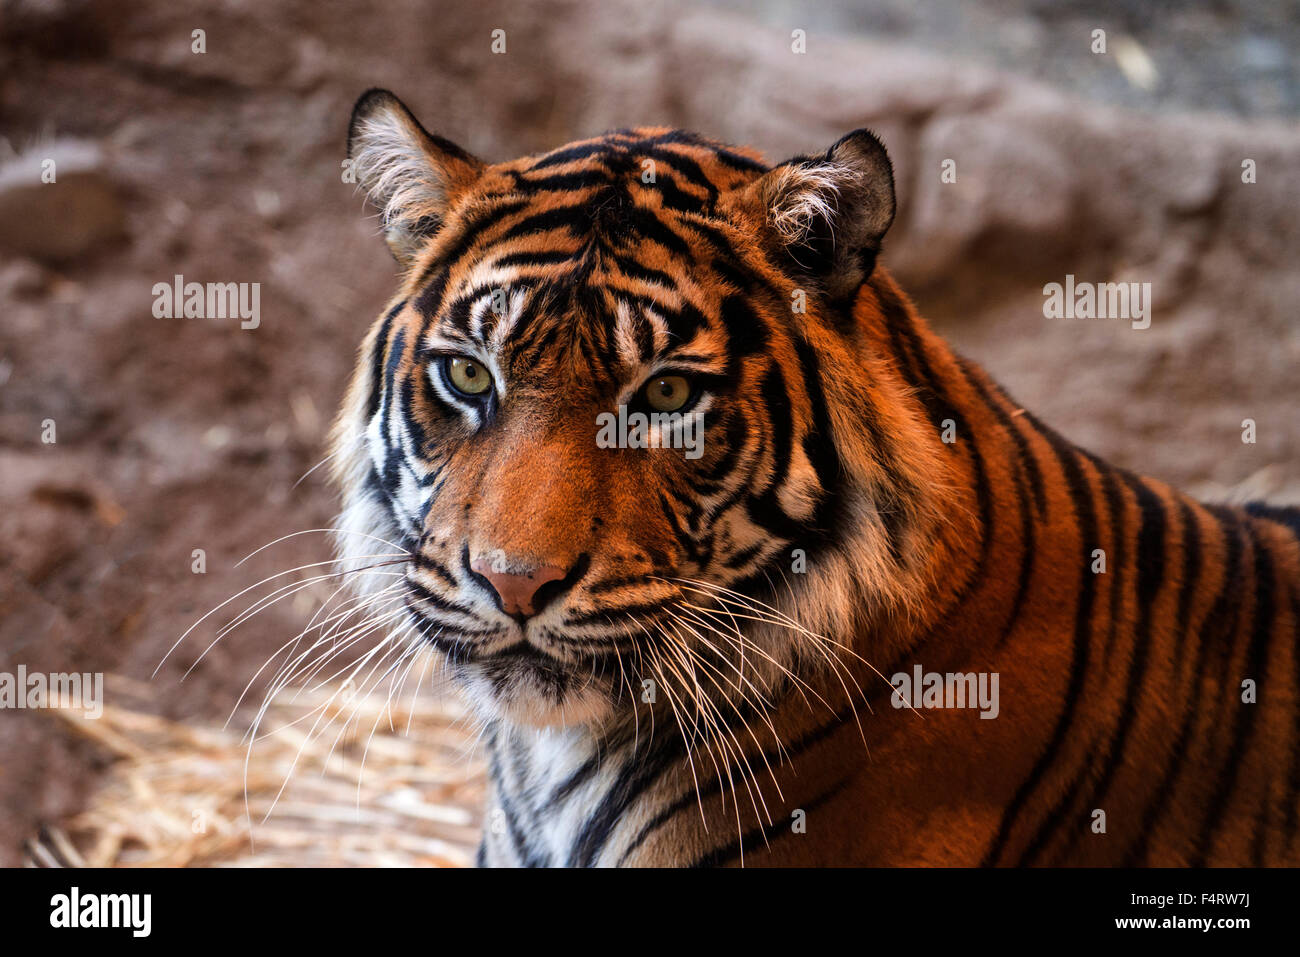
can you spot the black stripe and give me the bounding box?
[965,362,1048,516]
[365,301,405,422]
[412,552,458,588]
[411,198,531,301]
[709,145,766,173]
[640,143,724,195]
[1173,500,1203,659]
[1116,501,1206,864]
[1125,510,1248,863]
[789,336,848,544]
[958,360,1038,652]
[405,577,477,618]
[1283,582,1300,853]
[611,253,677,290]
[1036,474,1165,865]
[487,745,548,867]
[530,141,617,170]
[697,409,746,485]
[688,775,853,867]
[562,602,676,629]
[549,753,607,806]
[498,206,592,243]
[511,168,612,192]
[617,698,865,864]
[1190,515,1274,865]
[886,305,993,615]
[1096,467,1128,668]
[1120,527,1223,864]
[981,433,1099,866]
[566,728,690,867]
[718,294,769,358]
[376,327,407,480]
[645,172,711,214]
[490,249,578,270]
[396,366,436,461]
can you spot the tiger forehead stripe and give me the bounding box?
[607,302,727,384]
[641,305,671,358]
[512,130,764,195]
[611,300,650,371]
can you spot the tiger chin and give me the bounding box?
[329,89,1300,867]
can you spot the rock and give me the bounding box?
[0,139,126,262]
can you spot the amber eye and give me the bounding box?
[643,374,692,413]
[444,356,492,396]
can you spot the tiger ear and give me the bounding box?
[748,129,896,302]
[347,89,485,267]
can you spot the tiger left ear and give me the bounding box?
[747,129,896,302]
[347,89,485,267]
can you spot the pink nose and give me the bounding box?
[470,560,568,618]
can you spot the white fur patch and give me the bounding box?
[766,161,856,246]
[352,111,444,235]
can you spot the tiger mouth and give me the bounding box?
[407,604,625,673]
[482,640,563,669]
[467,639,625,676]
[470,640,595,699]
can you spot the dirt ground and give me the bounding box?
[1,0,1297,866]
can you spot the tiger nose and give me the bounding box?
[469,560,569,619]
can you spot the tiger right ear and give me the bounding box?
[746,129,896,302]
[347,89,485,267]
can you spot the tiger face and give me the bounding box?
[332,90,944,730]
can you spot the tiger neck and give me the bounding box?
[478,720,653,867]
[831,273,1033,669]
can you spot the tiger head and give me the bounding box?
[332,90,956,731]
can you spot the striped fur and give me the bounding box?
[331,90,1300,866]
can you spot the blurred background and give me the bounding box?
[1,0,1297,866]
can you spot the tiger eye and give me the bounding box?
[644,375,692,413]
[446,356,492,396]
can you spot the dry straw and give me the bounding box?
[26,673,485,867]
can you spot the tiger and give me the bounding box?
[330,88,1300,867]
